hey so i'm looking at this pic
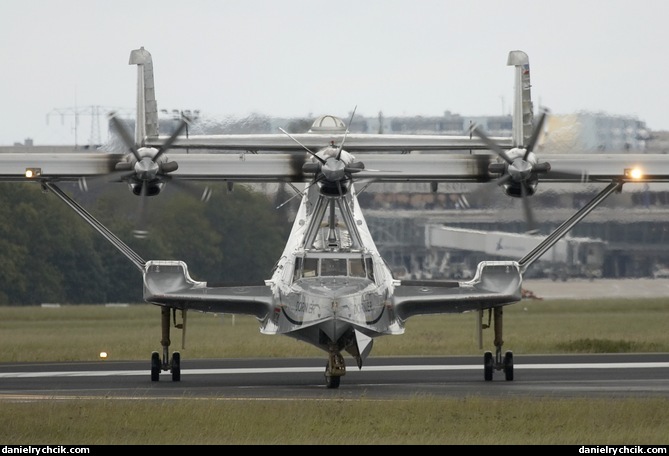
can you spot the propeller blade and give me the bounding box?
[520,181,537,233]
[276,188,301,210]
[345,162,365,173]
[109,113,141,161]
[495,173,513,187]
[160,161,179,174]
[302,162,321,174]
[336,105,357,160]
[133,182,150,239]
[275,181,316,210]
[470,124,514,165]
[532,162,551,174]
[155,117,190,161]
[279,127,326,164]
[524,109,549,159]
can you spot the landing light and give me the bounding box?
[625,167,643,180]
[25,168,41,178]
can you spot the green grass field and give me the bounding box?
[1,298,668,445]
[2,298,668,362]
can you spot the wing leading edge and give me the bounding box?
[145,133,513,153]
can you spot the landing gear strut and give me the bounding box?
[481,307,514,381]
[151,306,182,382]
[325,351,346,389]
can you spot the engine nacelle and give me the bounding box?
[488,148,548,198]
[502,179,538,198]
[130,181,164,196]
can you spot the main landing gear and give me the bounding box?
[483,349,513,381]
[151,306,183,382]
[481,307,514,381]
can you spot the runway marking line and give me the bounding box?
[1,362,668,378]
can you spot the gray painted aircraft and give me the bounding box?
[2,48,669,388]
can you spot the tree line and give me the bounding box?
[0,181,292,305]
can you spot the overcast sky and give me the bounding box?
[1,0,667,146]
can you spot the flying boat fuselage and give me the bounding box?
[258,155,402,356]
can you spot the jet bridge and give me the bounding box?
[425,225,607,280]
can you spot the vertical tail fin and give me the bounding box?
[128,47,159,145]
[507,50,533,147]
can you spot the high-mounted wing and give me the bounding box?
[5,152,669,185]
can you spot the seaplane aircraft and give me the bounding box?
[3,48,669,388]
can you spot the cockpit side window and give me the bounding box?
[365,257,375,282]
[293,257,303,281]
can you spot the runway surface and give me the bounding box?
[1,354,668,401]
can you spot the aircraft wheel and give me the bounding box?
[325,362,341,389]
[171,351,181,382]
[150,351,160,382]
[325,374,341,389]
[483,351,494,381]
[503,351,514,381]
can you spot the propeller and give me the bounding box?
[107,112,204,238]
[278,116,366,198]
[275,108,401,209]
[469,109,551,233]
[109,112,186,179]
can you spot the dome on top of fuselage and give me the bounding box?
[309,115,347,133]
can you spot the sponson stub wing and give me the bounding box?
[143,260,275,318]
[392,261,522,321]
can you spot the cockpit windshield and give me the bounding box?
[321,258,348,276]
[294,254,374,281]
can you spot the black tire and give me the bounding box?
[325,374,341,389]
[483,351,494,381]
[171,351,181,382]
[503,351,514,381]
[150,351,160,382]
